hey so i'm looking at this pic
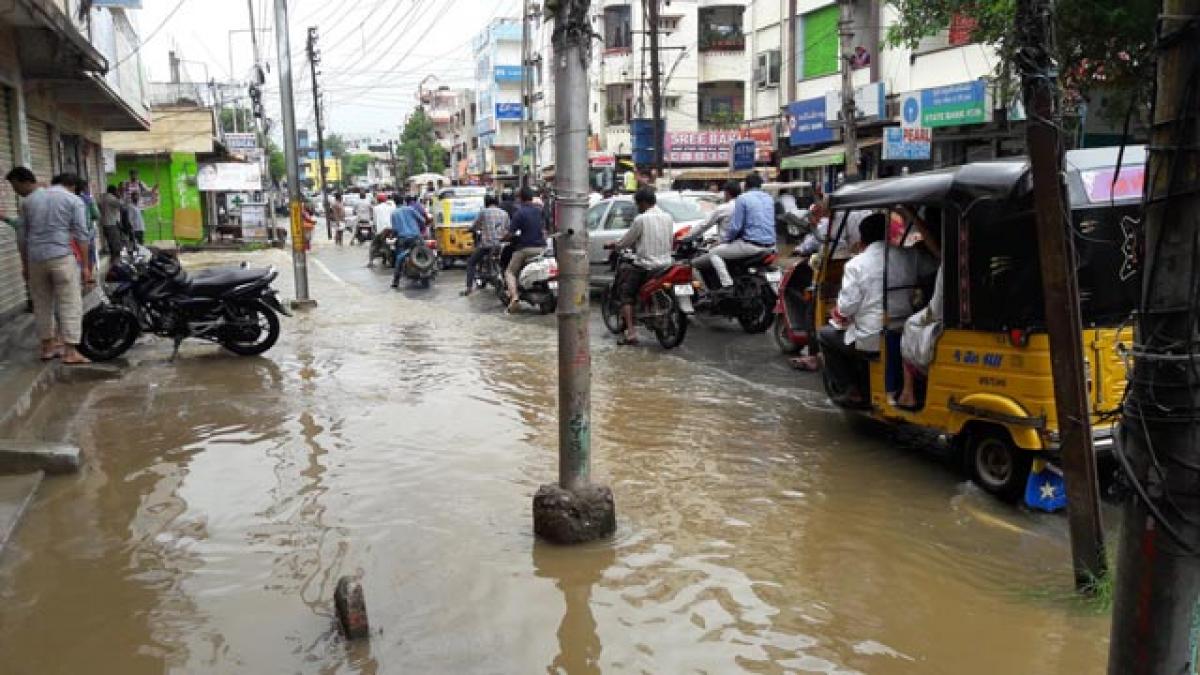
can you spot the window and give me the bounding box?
[664,95,681,110]
[755,50,781,89]
[698,6,745,51]
[604,6,632,51]
[802,5,839,78]
[658,15,682,34]
[699,81,744,125]
[587,203,608,231]
[606,202,638,230]
[606,83,633,125]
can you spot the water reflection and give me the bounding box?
[533,541,616,675]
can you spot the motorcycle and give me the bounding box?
[599,250,693,349]
[368,231,395,268]
[353,221,375,245]
[676,239,781,334]
[395,238,440,289]
[495,243,558,315]
[773,257,815,354]
[78,249,290,362]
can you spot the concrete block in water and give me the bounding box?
[532,483,617,545]
[334,576,370,640]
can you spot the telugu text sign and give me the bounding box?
[920,80,989,128]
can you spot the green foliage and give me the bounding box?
[884,0,1157,105]
[325,133,348,159]
[266,138,286,184]
[398,107,446,179]
[345,153,375,179]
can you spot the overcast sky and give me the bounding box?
[134,0,524,136]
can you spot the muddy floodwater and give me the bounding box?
[0,245,1111,673]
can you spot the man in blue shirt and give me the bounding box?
[693,172,776,288]
[503,187,547,312]
[390,196,426,288]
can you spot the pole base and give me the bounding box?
[289,298,318,310]
[333,576,370,640]
[533,483,616,545]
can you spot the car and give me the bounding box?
[584,195,707,287]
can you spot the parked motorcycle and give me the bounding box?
[773,258,815,353]
[599,250,693,349]
[677,239,781,334]
[495,244,558,315]
[78,250,290,362]
[395,239,440,289]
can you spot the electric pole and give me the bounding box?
[837,0,858,181]
[246,0,274,243]
[1108,1,1200,672]
[1014,0,1105,589]
[307,26,331,240]
[645,0,664,175]
[532,0,616,545]
[274,0,314,307]
[519,0,531,187]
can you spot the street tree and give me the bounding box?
[398,108,446,178]
[886,0,1158,119]
[267,138,286,184]
[344,153,374,182]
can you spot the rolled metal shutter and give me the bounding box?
[0,87,25,317]
[28,118,53,184]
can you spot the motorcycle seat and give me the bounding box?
[728,250,776,268]
[186,268,271,297]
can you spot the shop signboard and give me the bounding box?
[197,163,262,191]
[741,122,776,163]
[240,202,268,240]
[664,130,743,164]
[882,126,932,161]
[785,97,836,146]
[917,80,990,128]
[225,132,258,151]
[494,65,524,82]
[729,140,757,171]
[495,102,523,120]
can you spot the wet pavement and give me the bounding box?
[0,239,1111,673]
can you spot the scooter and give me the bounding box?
[353,221,375,245]
[495,244,558,315]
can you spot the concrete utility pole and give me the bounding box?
[532,0,616,545]
[836,0,858,181]
[306,26,331,239]
[274,0,314,307]
[519,0,531,187]
[1014,0,1105,589]
[1108,1,1200,672]
[246,0,275,244]
[645,0,664,174]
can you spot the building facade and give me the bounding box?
[0,0,150,318]
[472,18,525,180]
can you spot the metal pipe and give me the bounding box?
[553,0,594,492]
[274,0,311,303]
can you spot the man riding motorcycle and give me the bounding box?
[390,196,426,289]
[503,187,547,313]
[691,172,776,291]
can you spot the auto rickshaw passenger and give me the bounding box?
[895,208,944,409]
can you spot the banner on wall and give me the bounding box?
[785,97,836,146]
[196,163,262,191]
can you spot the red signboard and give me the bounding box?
[665,127,775,165]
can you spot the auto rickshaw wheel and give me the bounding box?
[967,429,1032,502]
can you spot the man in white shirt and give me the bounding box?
[605,187,675,345]
[684,181,739,244]
[817,213,936,404]
[372,193,396,241]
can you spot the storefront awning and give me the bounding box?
[781,139,882,170]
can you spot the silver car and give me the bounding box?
[584,196,707,285]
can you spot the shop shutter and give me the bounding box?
[0,86,24,317]
[28,118,53,184]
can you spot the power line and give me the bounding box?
[112,0,190,69]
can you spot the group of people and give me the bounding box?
[461,187,547,311]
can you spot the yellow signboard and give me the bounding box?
[289,201,304,252]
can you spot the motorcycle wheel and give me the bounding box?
[537,295,556,315]
[737,279,776,334]
[773,315,802,354]
[654,298,688,349]
[78,305,139,362]
[220,302,281,356]
[599,287,624,334]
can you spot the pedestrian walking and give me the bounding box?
[98,185,125,258]
[5,167,91,364]
[126,193,146,246]
[330,192,347,246]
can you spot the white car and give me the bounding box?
[585,196,707,285]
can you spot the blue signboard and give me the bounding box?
[882,126,932,161]
[786,97,835,146]
[495,65,524,83]
[495,102,523,120]
[730,139,757,171]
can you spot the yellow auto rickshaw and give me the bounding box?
[431,186,488,267]
[816,146,1144,501]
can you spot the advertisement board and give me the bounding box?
[225,132,258,151]
[494,65,524,82]
[785,97,836,146]
[664,130,743,164]
[918,80,990,128]
[882,126,932,161]
[730,140,758,171]
[741,123,776,163]
[495,102,523,120]
[197,163,262,192]
[240,202,268,240]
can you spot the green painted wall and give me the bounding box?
[109,152,202,243]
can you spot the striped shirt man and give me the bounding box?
[615,205,674,269]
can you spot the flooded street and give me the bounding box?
[0,242,1111,673]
